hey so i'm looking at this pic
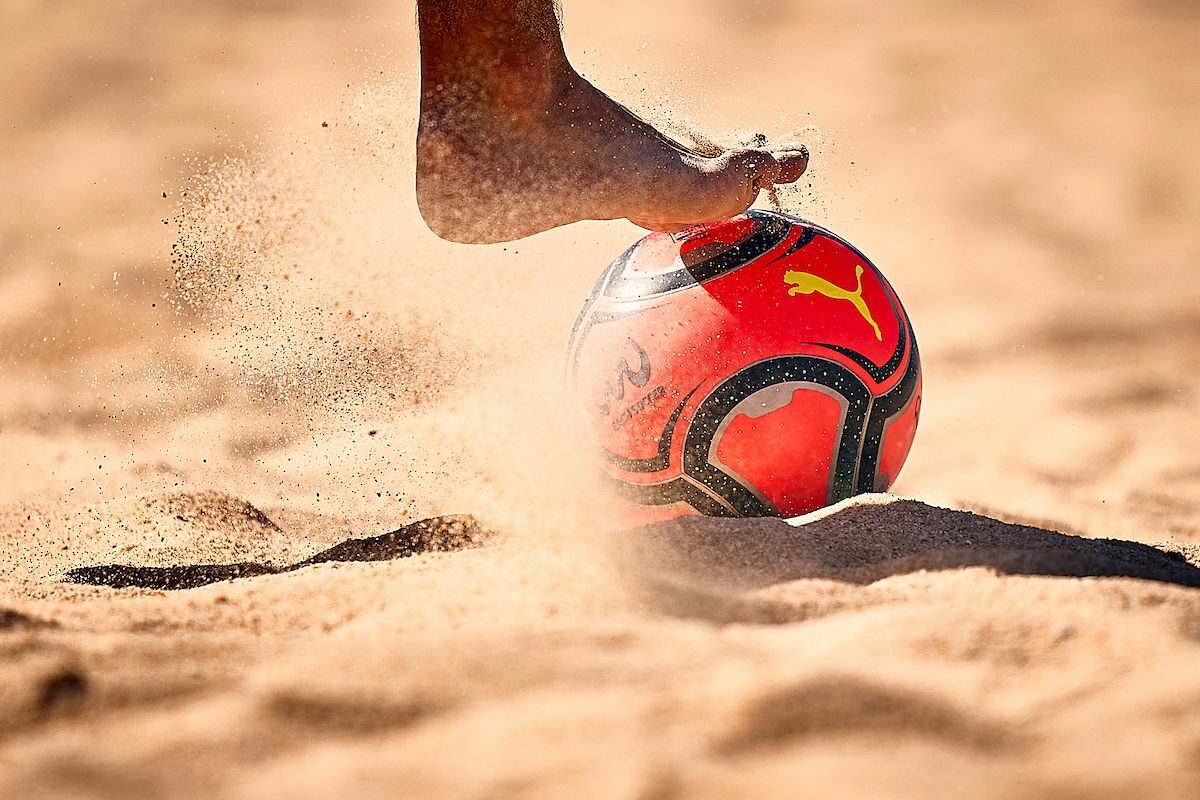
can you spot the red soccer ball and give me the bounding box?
[566,210,922,523]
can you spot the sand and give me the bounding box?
[3,0,1200,797]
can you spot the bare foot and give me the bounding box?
[415,1,808,245]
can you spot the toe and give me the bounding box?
[772,145,810,184]
[626,144,810,234]
[727,145,809,190]
[699,145,809,218]
[724,148,779,190]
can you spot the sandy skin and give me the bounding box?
[414,0,808,243]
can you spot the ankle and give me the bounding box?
[430,40,574,96]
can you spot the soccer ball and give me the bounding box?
[566,209,921,523]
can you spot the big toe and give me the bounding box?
[629,144,810,233]
[771,145,810,184]
[726,145,809,189]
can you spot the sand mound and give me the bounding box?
[67,512,491,590]
[0,491,302,584]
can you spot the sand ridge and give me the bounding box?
[4,492,1200,797]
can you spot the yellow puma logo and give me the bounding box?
[783,264,882,341]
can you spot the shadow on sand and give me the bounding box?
[613,498,1200,622]
[66,515,488,590]
[67,498,1200,610]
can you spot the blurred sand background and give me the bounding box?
[3,0,1200,797]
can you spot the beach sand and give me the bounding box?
[2,1,1200,797]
